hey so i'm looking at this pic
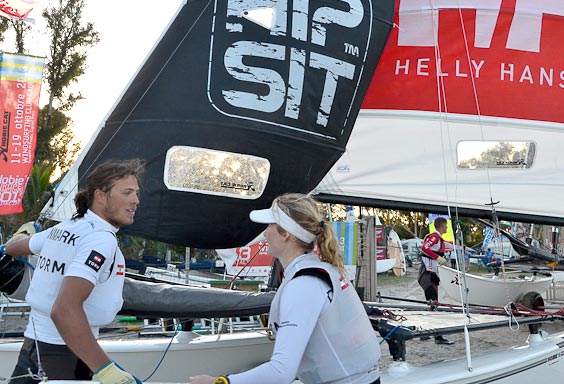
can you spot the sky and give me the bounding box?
[70,1,184,145]
[0,1,184,146]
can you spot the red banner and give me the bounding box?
[363,0,564,124]
[216,242,274,277]
[0,1,46,24]
[0,52,44,215]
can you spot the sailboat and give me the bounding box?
[1,0,564,382]
[0,0,395,381]
[314,0,564,382]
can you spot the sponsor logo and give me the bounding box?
[37,255,65,275]
[116,263,125,276]
[85,251,106,272]
[398,0,564,53]
[1,111,9,162]
[208,0,377,139]
[220,180,255,191]
[339,277,350,290]
[47,228,80,246]
[496,159,527,167]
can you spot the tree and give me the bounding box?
[43,0,99,113]
[38,0,99,175]
[9,19,31,54]
[0,1,99,231]
[34,106,80,171]
[0,18,9,42]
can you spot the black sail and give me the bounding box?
[75,0,395,248]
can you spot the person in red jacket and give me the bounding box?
[418,217,454,345]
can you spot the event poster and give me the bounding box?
[0,52,45,215]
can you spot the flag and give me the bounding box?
[0,0,46,24]
[0,52,45,215]
[332,221,359,266]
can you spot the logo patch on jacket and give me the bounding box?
[85,251,106,272]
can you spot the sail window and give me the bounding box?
[164,146,270,199]
[457,141,535,169]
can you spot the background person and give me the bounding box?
[418,216,453,345]
[5,159,144,384]
[448,250,456,269]
[485,248,495,272]
[188,193,381,384]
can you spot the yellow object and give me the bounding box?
[430,218,454,243]
[437,256,448,266]
[14,222,38,236]
[96,361,136,384]
[213,376,230,384]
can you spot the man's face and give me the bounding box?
[438,223,448,234]
[98,175,140,228]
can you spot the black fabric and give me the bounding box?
[417,264,439,301]
[0,255,25,295]
[76,0,396,249]
[9,337,92,384]
[293,268,334,302]
[121,277,275,318]
[293,268,333,289]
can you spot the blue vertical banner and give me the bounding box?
[332,221,358,266]
[482,226,494,251]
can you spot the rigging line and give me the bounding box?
[45,0,213,218]
[455,4,494,201]
[431,5,455,220]
[431,7,471,323]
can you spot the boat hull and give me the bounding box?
[381,331,564,383]
[39,331,564,383]
[439,266,553,307]
[0,331,274,381]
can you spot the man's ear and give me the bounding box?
[93,189,106,205]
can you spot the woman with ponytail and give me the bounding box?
[189,193,381,384]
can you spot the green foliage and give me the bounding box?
[35,106,80,174]
[43,0,100,111]
[0,18,9,43]
[320,202,484,249]
[2,0,100,181]
[118,235,186,263]
[9,19,31,54]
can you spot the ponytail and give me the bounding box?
[275,194,346,278]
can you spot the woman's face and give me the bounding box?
[265,223,286,257]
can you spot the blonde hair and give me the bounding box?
[274,193,345,277]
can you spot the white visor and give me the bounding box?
[249,203,316,243]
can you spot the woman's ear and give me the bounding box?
[280,229,292,242]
